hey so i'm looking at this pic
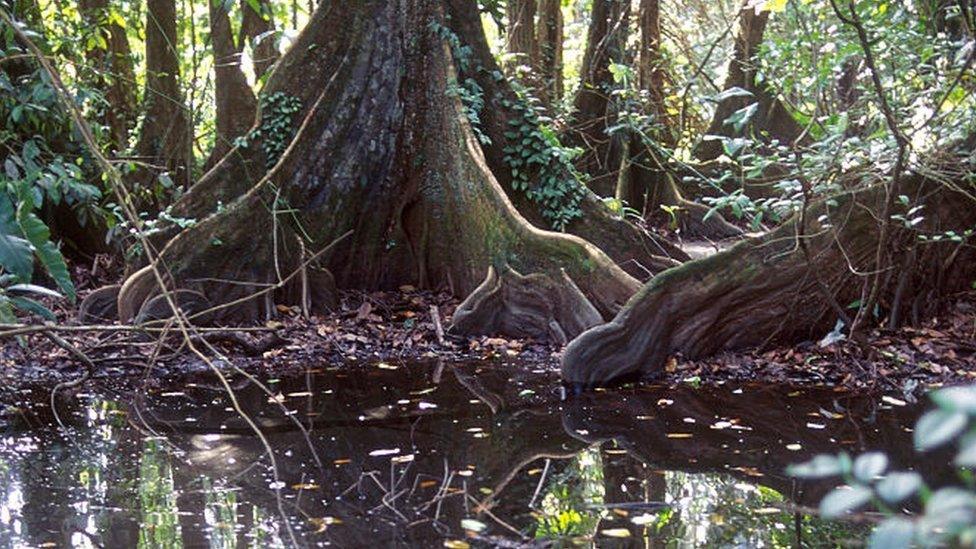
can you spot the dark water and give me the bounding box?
[0,361,936,547]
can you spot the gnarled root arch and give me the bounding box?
[116,0,639,342]
[562,173,976,385]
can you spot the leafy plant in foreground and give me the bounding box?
[789,385,976,548]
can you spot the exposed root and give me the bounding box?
[451,264,603,344]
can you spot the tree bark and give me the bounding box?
[205,0,258,170]
[692,1,804,161]
[571,0,631,196]
[562,171,976,385]
[79,0,138,152]
[116,0,640,343]
[132,0,192,199]
[505,0,536,63]
[444,0,688,277]
[240,0,279,78]
[534,0,562,106]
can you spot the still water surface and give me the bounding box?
[0,361,935,547]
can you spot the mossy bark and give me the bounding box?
[117,0,638,341]
[562,174,976,384]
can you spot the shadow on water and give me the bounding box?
[0,360,947,547]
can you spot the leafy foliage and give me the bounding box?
[789,385,976,547]
[234,91,302,169]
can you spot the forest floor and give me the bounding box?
[2,256,976,400]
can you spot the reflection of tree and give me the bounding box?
[137,438,182,548]
[534,447,606,540]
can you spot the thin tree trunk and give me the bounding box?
[571,0,631,196]
[240,0,279,78]
[692,1,803,161]
[534,0,562,106]
[79,0,138,152]
[132,0,191,201]
[205,0,257,170]
[505,0,536,63]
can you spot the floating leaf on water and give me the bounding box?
[291,483,320,490]
[666,433,692,439]
[443,540,470,549]
[806,423,826,430]
[461,518,486,532]
[333,458,351,465]
[286,391,313,398]
[160,392,186,397]
[418,401,437,410]
[391,454,415,463]
[377,362,398,370]
[518,389,536,397]
[882,395,907,407]
[601,528,632,538]
[657,399,673,406]
[785,443,802,451]
[420,480,438,488]
[369,448,400,457]
[478,487,492,495]
[711,421,732,430]
[682,418,696,424]
[410,387,437,395]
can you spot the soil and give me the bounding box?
[2,257,975,400]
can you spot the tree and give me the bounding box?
[534,0,562,106]
[205,0,258,169]
[562,161,976,385]
[505,0,536,63]
[612,0,741,239]
[131,0,191,203]
[570,0,631,196]
[240,0,279,78]
[692,0,804,161]
[79,0,137,152]
[115,0,641,344]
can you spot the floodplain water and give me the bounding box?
[0,360,936,547]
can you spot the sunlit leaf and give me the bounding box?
[914,410,968,451]
[819,485,873,518]
[869,518,914,549]
[852,453,888,482]
[875,472,922,504]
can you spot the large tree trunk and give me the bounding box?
[570,0,631,197]
[131,0,191,201]
[240,0,279,78]
[534,0,562,106]
[692,1,804,161]
[79,0,138,152]
[562,170,976,385]
[204,0,258,170]
[141,0,687,282]
[116,0,640,343]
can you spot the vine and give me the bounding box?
[234,92,303,169]
[433,20,585,231]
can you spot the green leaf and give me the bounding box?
[819,485,873,518]
[853,453,888,482]
[711,86,754,103]
[0,233,33,282]
[868,518,914,549]
[7,283,63,298]
[914,409,968,451]
[925,488,976,518]
[16,211,74,301]
[932,386,976,414]
[875,472,922,503]
[8,296,55,320]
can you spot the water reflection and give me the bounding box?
[0,361,943,547]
